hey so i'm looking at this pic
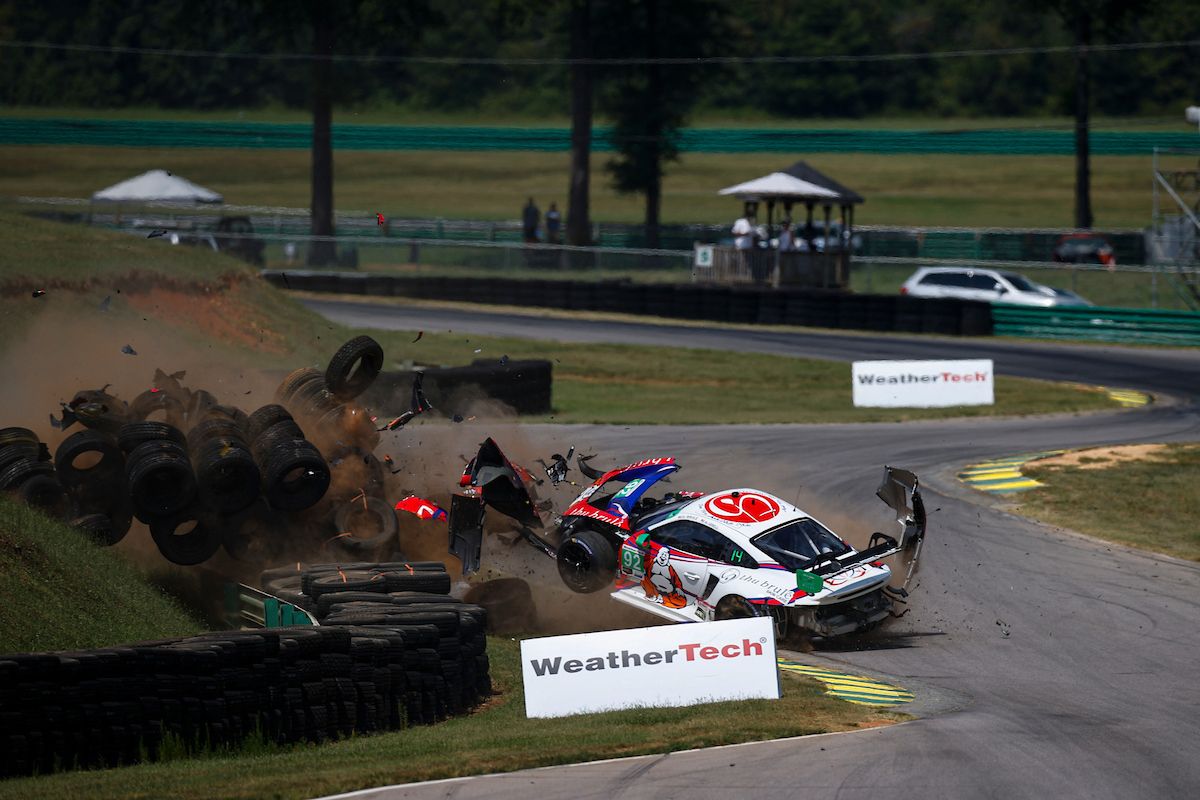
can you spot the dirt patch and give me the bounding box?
[125,287,288,354]
[1032,444,1172,471]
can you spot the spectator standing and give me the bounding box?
[522,198,541,243]
[778,219,794,251]
[545,202,562,243]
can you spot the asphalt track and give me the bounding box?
[307,298,1200,800]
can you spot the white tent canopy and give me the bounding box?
[718,172,839,202]
[91,169,223,204]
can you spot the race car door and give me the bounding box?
[634,520,730,621]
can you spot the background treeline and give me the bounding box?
[0,0,1196,119]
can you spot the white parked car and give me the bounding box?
[900,267,1092,307]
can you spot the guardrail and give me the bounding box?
[992,303,1200,345]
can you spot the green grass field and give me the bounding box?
[0,498,200,653]
[1019,444,1200,561]
[0,145,1170,229]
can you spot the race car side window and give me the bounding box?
[650,521,757,567]
[752,518,851,570]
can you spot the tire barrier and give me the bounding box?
[263,270,995,337]
[0,572,493,779]
[6,336,399,568]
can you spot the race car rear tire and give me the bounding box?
[715,595,762,621]
[556,528,617,594]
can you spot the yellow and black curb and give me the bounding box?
[957,450,1065,495]
[777,659,914,706]
[1104,387,1151,408]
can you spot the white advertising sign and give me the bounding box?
[694,243,714,268]
[853,359,994,408]
[520,617,779,718]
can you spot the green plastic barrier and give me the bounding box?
[992,303,1200,345]
[2,118,1197,155]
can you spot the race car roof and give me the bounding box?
[663,488,812,543]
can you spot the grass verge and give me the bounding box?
[0,497,201,653]
[0,145,1160,229]
[0,635,903,800]
[1018,443,1200,561]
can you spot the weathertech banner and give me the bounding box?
[520,617,779,718]
[852,359,995,408]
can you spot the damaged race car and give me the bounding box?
[447,439,926,640]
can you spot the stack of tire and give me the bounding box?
[55,427,131,545]
[0,616,492,778]
[1,427,66,520]
[260,561,491,722]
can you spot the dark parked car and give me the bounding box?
[212,216,266,266]
[1053,233,1115,267]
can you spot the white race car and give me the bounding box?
[448,440,925,640]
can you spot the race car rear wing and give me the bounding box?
[799,467,926,590]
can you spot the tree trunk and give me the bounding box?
[644,0,661,249]
[308,1,337,266]
[1073,9,1093,230]
[566,0,592,247]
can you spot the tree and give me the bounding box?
[595,0,727,248]
[1043,0,1150,230]
[258,0,434,265]
[566,0,593,246]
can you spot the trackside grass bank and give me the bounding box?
[0,498,200,652]
[0,636,901,800]
[1019,444,1200,562]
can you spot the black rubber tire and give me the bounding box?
[247,405,294,442]
[325,335,384,401]
[287,378,334,417]
[71,513,127,546]
[0,442,43,473]
[556,528,617,594]
[252,420,305,463]
[187,418,245,449]
[261,440,330,512]
[275,367,324,404]
[220,499,281,562]
[715,595,762,621]
[462,578,537,632]
[331,497,399,553]
[67,391,129,434]
[126,445,197,521]
[127,390,186,427]
[149,507,223,566]
[0,427,39,448]
[54,430,124,489]
[193,440,261,514]
[17,474,67,517]
[117,422,187,455]
[0,458,56,490]
[383,571,452,595]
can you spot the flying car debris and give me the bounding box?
[537,446,575,486]
[378,372,433,431]
[395,495,447,521]
[121,345,137,356]
[412,331,423,343]
[31,290,45,298]
[98,295,112,312]
[146,230,168,239]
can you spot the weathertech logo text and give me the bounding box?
[856,371,989,384]
[528,638,765,677]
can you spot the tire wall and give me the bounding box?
[262,271,995,337]
[0,609,490,776]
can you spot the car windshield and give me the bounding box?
[752,518,851,570]
[1000,272,1039,292]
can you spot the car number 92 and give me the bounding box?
[621,547,645,577]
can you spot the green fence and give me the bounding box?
[992,303,1200,345]
[2,118,1197,155]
